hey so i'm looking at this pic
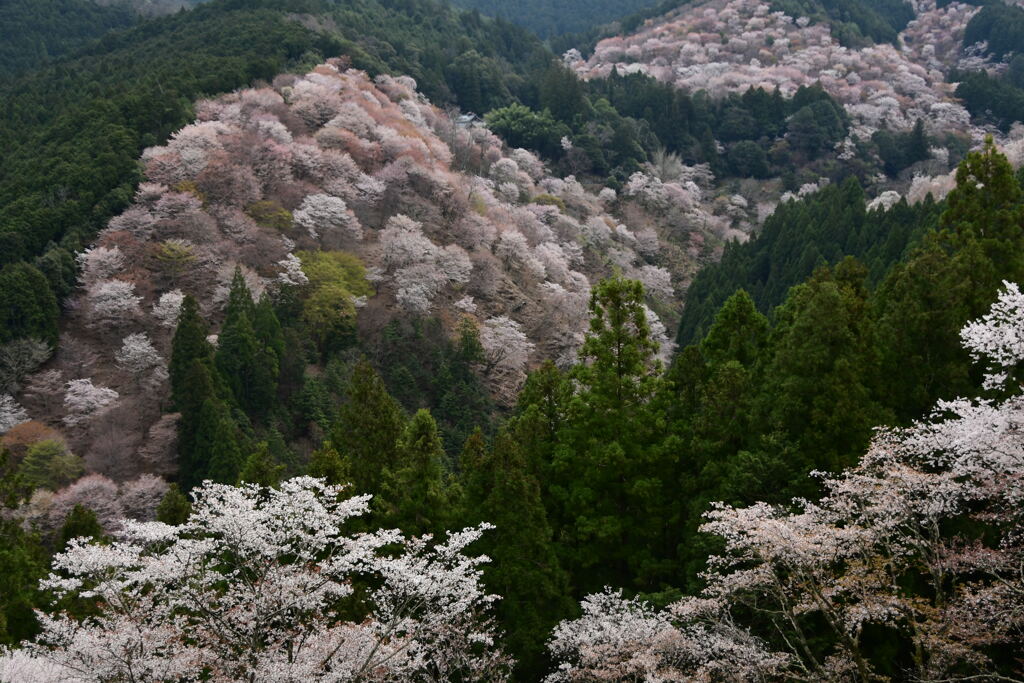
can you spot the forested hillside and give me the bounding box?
[447,0,661,37]
[1,0,1024,680]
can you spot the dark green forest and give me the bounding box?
[447,0,662,37]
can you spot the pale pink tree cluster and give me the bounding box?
[575,0,979,138]
[85,279,142,327]
[62,379,118,428]
[150,289,185,328]
[378,215,472,314]
[550,282,1024,680]
[7,478,510,682]
[547,589,788,682]
[293,193,363,242]
[114,333,164,375]
[0,394,29,434]
[21,472,161,533]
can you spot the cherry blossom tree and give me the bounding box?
[86,280,142,327]
[479,316,534,375]
[114,333,164,375]
[63,379,119,427]
[76,246,125,286]
[546,589,788,682]
[277,253,310,287]
[293,193,363,242]
[0,394,29,434]
[10,477,510,681]
[150,290,185,328]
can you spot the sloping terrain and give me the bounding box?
[4,61,740,521]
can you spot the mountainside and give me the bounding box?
[8,60,737,487]
[447,0,663,37]
[569,0,981,138]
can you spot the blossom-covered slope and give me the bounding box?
[3,60,740,516]
[568,0,985,140]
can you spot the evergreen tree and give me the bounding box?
[307,441,349,486]
[553,276,671,592]
[169,295,213,410]
[58,504,104,551]
[176,359,220,489]
[460,429,572,681]
[378,409,451,536]
[239,442,284,487]
[329,359,405,495]
[0,262,59,346]
[699,289,769,368]
[0,451,45,645]
[156,484,191,526]
[216,268,276,416]
[195,397,244,485]
[757,258,887,485]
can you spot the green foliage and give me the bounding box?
[194,397,245,485]
[152,239,196,277]
[58,504,104,551]
[297,251,372,355]
[328,359,405,495]
[245,200,293,232]
[239,442,285,487]
[306,441,349,486]
[756,259,888,481]
[770,0,913,46]
[374,317,493,456]
[0,263,60,346]
[0,0,135,78]
[954,69,1024,132]
[678,177,940,345]
[378,409,453,536]
[872,119,931,177]
[216,268,279,416]
[18,440,83,491]
[459,428,572,680]
[156,484,192,526]
[448,0,662,38]
[539,277,673,592]
[485,104,571,160]
[532,194,567,211]
[963,3,1024,60]
[0,451,46,645]
[699,289,769,368]
[169,295,213,410]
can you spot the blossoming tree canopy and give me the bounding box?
[5,477,510,681]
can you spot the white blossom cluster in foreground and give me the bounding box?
[0,478,508,682]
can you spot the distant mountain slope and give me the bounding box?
[447,0,663,37]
